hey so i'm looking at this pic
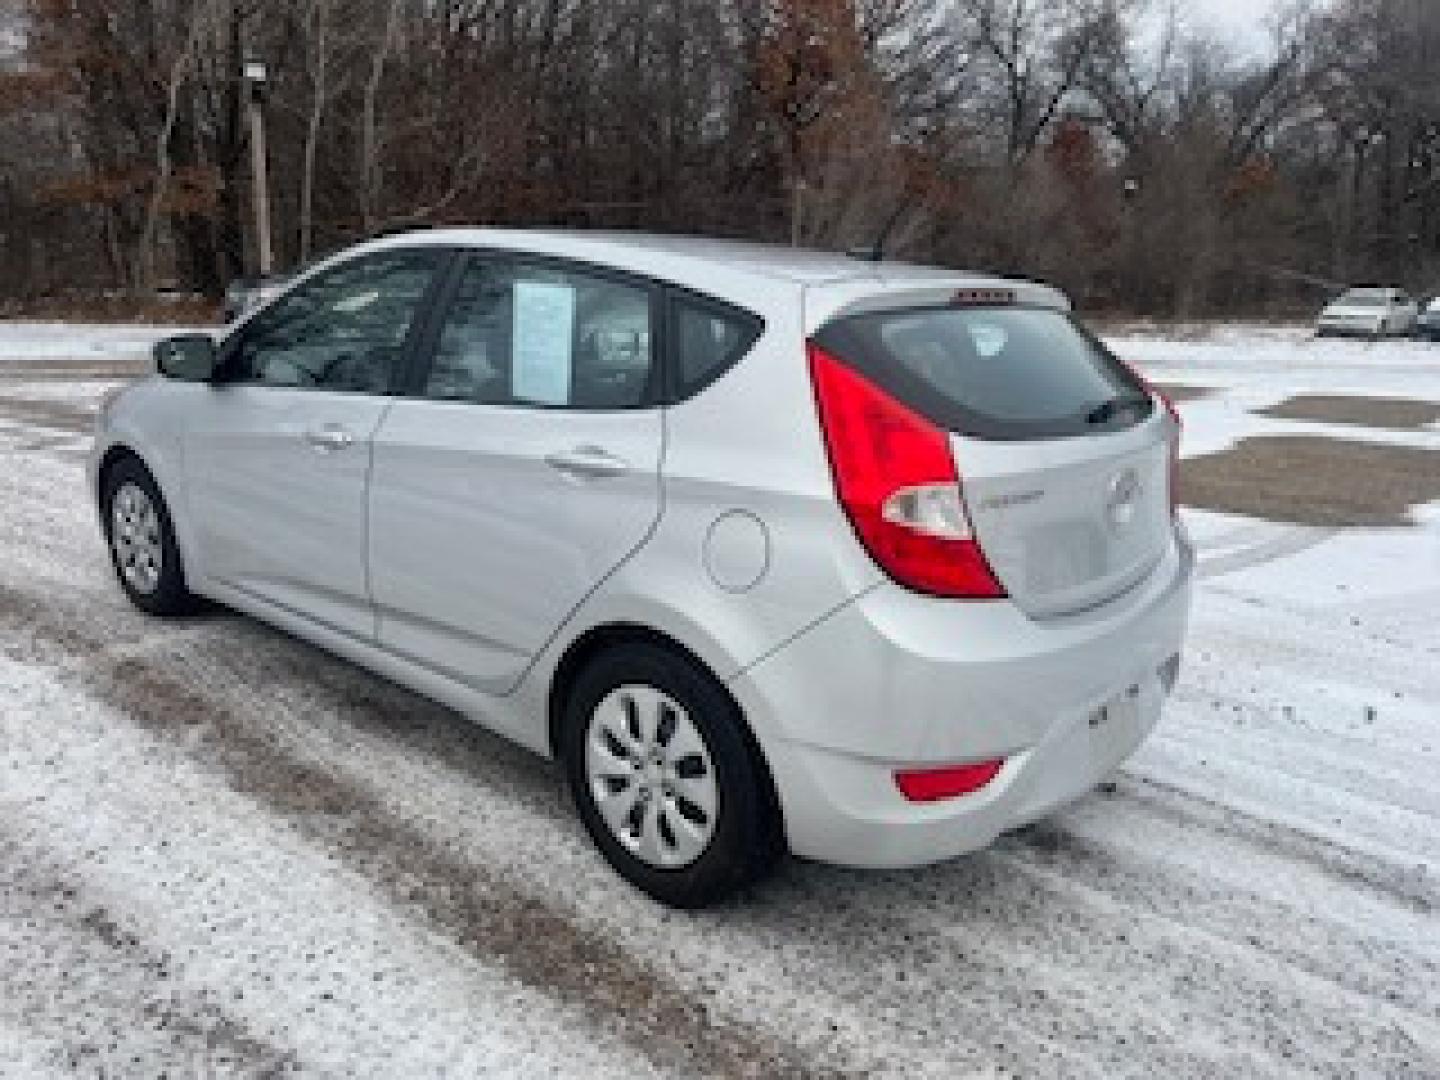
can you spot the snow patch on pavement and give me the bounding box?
[0,323,209,363]
[0,657,659,1079]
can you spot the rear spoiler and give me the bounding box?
[804,280,1071,335]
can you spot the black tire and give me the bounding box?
[100,455,198,616]
[560,643,782,908]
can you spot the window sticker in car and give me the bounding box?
[512,281,577,406]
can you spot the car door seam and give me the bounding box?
[363,398,399,640]
[500,409,670,698]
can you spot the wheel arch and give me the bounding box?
[96,442,146,502]
[545,621,786,847]
[94,439,202,596]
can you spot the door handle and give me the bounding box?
[544,445,629,480]
[304,424,356,452]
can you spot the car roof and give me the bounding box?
[319,227,1070,331]
[533,231,898,285]
[359,226,1051,289]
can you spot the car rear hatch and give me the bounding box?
[810,291,1176,619]
[954,417,1171,617]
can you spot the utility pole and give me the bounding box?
[791,177,807,248]
[243,58,274,277]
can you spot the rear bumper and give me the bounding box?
[730,527,1194,868]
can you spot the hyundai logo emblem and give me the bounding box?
[1106,469,1142,527]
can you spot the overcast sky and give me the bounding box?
[1187,0,1279,50]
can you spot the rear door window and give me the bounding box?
[422,256,657,410]
[812,305,1150,440]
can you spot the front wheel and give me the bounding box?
[101,456,197,616]
[560,643,781,908]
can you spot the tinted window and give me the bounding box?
[424,258,655,410]
[227,250,443,393]
[813,305,1150,441]
[669,294,762,400]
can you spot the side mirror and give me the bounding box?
[154,334,219,382]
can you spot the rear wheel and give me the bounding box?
[561,643,780,908]
[101,456,197,616]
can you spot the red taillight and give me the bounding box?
[1122,361,1182,517]
[807,342,1005,599]
[895,760,1005,802]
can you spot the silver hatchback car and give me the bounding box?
[92,230,1193,907]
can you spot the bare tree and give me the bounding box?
[358,0,404,232]
[954,0,1108,167]
[7,0,1439,317]
[137,0,219,291]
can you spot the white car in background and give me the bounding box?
[1416,296,1440,341]
[1316,287,1419,338]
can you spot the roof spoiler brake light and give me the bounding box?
[952,289,1016,306]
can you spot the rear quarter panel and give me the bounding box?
[510,279,884,749]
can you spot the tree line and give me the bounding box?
[1,0,1437,318]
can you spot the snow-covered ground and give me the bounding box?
[1,323,1437,1077]
[0,323,203,362]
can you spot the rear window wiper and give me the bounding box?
[1085,394,1150,427]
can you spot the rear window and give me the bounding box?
[812,305,1151,440]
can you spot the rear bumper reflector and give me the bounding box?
[895,760,1005,803]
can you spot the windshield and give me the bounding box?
[812,305,1151,441]
[1338,290,1389,307]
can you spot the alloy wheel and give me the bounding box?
[584,684,720,869]
[110,481,164,595]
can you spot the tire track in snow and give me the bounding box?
[0,580,841,1080]
[975,844,1440,1075]
[1001,816,1439,1019]
[1110,773,1436,914]
[0,394,94,434]
[0,834,301,1078]
[752,824,1440,1078]
[1194,523,1339,580]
